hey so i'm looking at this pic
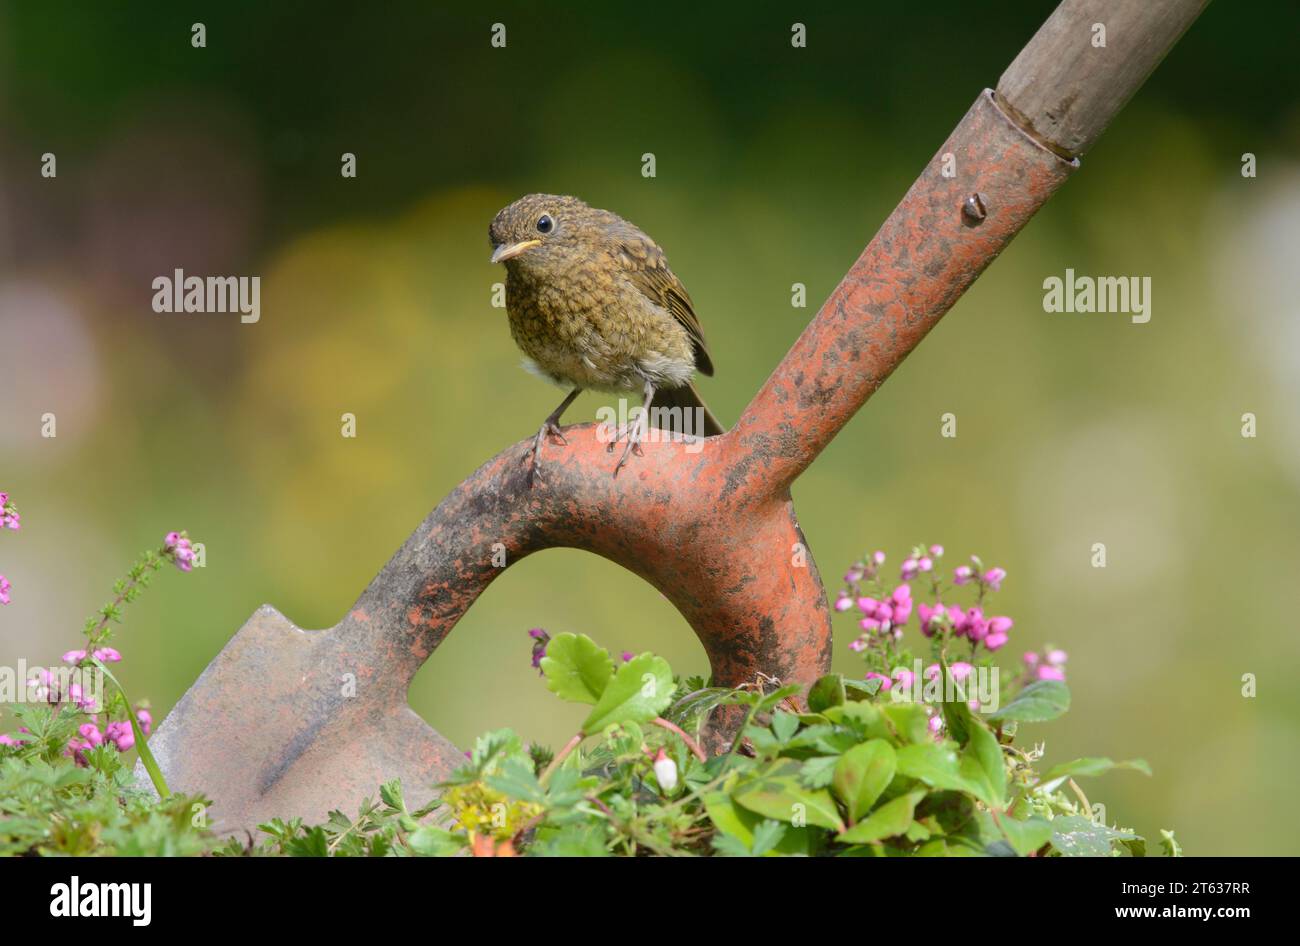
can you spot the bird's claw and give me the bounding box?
[611,419,646,477]
[527,420,569,488]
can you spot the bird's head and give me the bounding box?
[488,193,605,268]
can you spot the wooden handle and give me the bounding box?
[997,0,1210,159]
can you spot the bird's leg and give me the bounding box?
[528,388,581,486]
[613,381,655,476]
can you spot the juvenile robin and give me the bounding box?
[488,194,724,481]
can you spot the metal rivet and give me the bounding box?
[961,192,988,225]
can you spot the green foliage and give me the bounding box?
[238,658,1164,858]
[0,705,211,857]
[2,635,1172,858]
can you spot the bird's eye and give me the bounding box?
[536,214,554,234]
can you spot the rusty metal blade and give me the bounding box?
[139,605,461,835]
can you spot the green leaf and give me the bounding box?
[837,790,926,844]
[711,833,753,857]
[750,819,787,856]
[379,780,404,811]
[580,653,674,733]
[89,657,169,799]
[733,762,846,832]
[1042,757,1152,785]
[540,633,616,705]
[842,678,878,701]
[531,823,610,857]
[882,702,931,744]
[998,815,1053,856]
[770,709,800,743]
[938,661,973,745]
[807,674,846,713]
[1159,829,1182,857]
[960,721,1006,808]
[798,755,838,789]
[984,680,1070,723]
[285,826,329,857]
[895,743,978,795]
[1050,815,1138,857]
[702,791,816,857]
[406,826,468,857]
[485,757,546,804]
[832,740,897,822]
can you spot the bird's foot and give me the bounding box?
[605,422,631,452]
[527,420,568,487]
[612,415,647,477]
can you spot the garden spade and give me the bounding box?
[139,587,465,836]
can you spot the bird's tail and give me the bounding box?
[655,382,726,437]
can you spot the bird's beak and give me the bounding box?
[490,239,542,264]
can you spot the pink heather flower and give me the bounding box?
[68,683,96,712]
[953,565,973,585]
[0,492,19,531]
[163,531,196,572]
[983,615,1013,650]
[892,668,916,690]
[620,651,634,662]
[104,721,134,752]
[917,602,943,637]
[890,584,912,624]
[855,585,911,633]
[1037,665,1066,681]
[94,647,121,662]
[917,556,933,572]
[865,671,892,691]
[528,628,550,672]
[78,723,104,747]
[983,567,1007,591]
[0,733,20,748]
[953,606,989,643]
[27,669,54,702]
[900,558,919,580]
[950,662,974,682]
[848,637,868,652]
[62,649,87,664]
[0,575,10,605]
[872,551,886,565]
[927,714,944,734]
[136,708,152,735]
[929,544,944,557]
[1046,649,1068,666]
[844,565,865,583]
[834,592,854,612]
[1023,651,1040,667]
[65,723,105,765]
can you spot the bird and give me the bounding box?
[488,194,725,482]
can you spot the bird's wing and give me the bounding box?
[613,233,714,377]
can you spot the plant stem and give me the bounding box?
[90,656,170,798]
[540,732,583,784]
[651,717,707,763]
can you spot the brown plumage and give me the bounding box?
[488,194,724,480]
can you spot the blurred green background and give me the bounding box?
[2,1,1298,854]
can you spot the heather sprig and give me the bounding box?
[0,489,18,606]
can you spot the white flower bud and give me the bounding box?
[653,749,678,792]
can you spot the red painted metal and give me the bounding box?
[145,90,1077,834]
